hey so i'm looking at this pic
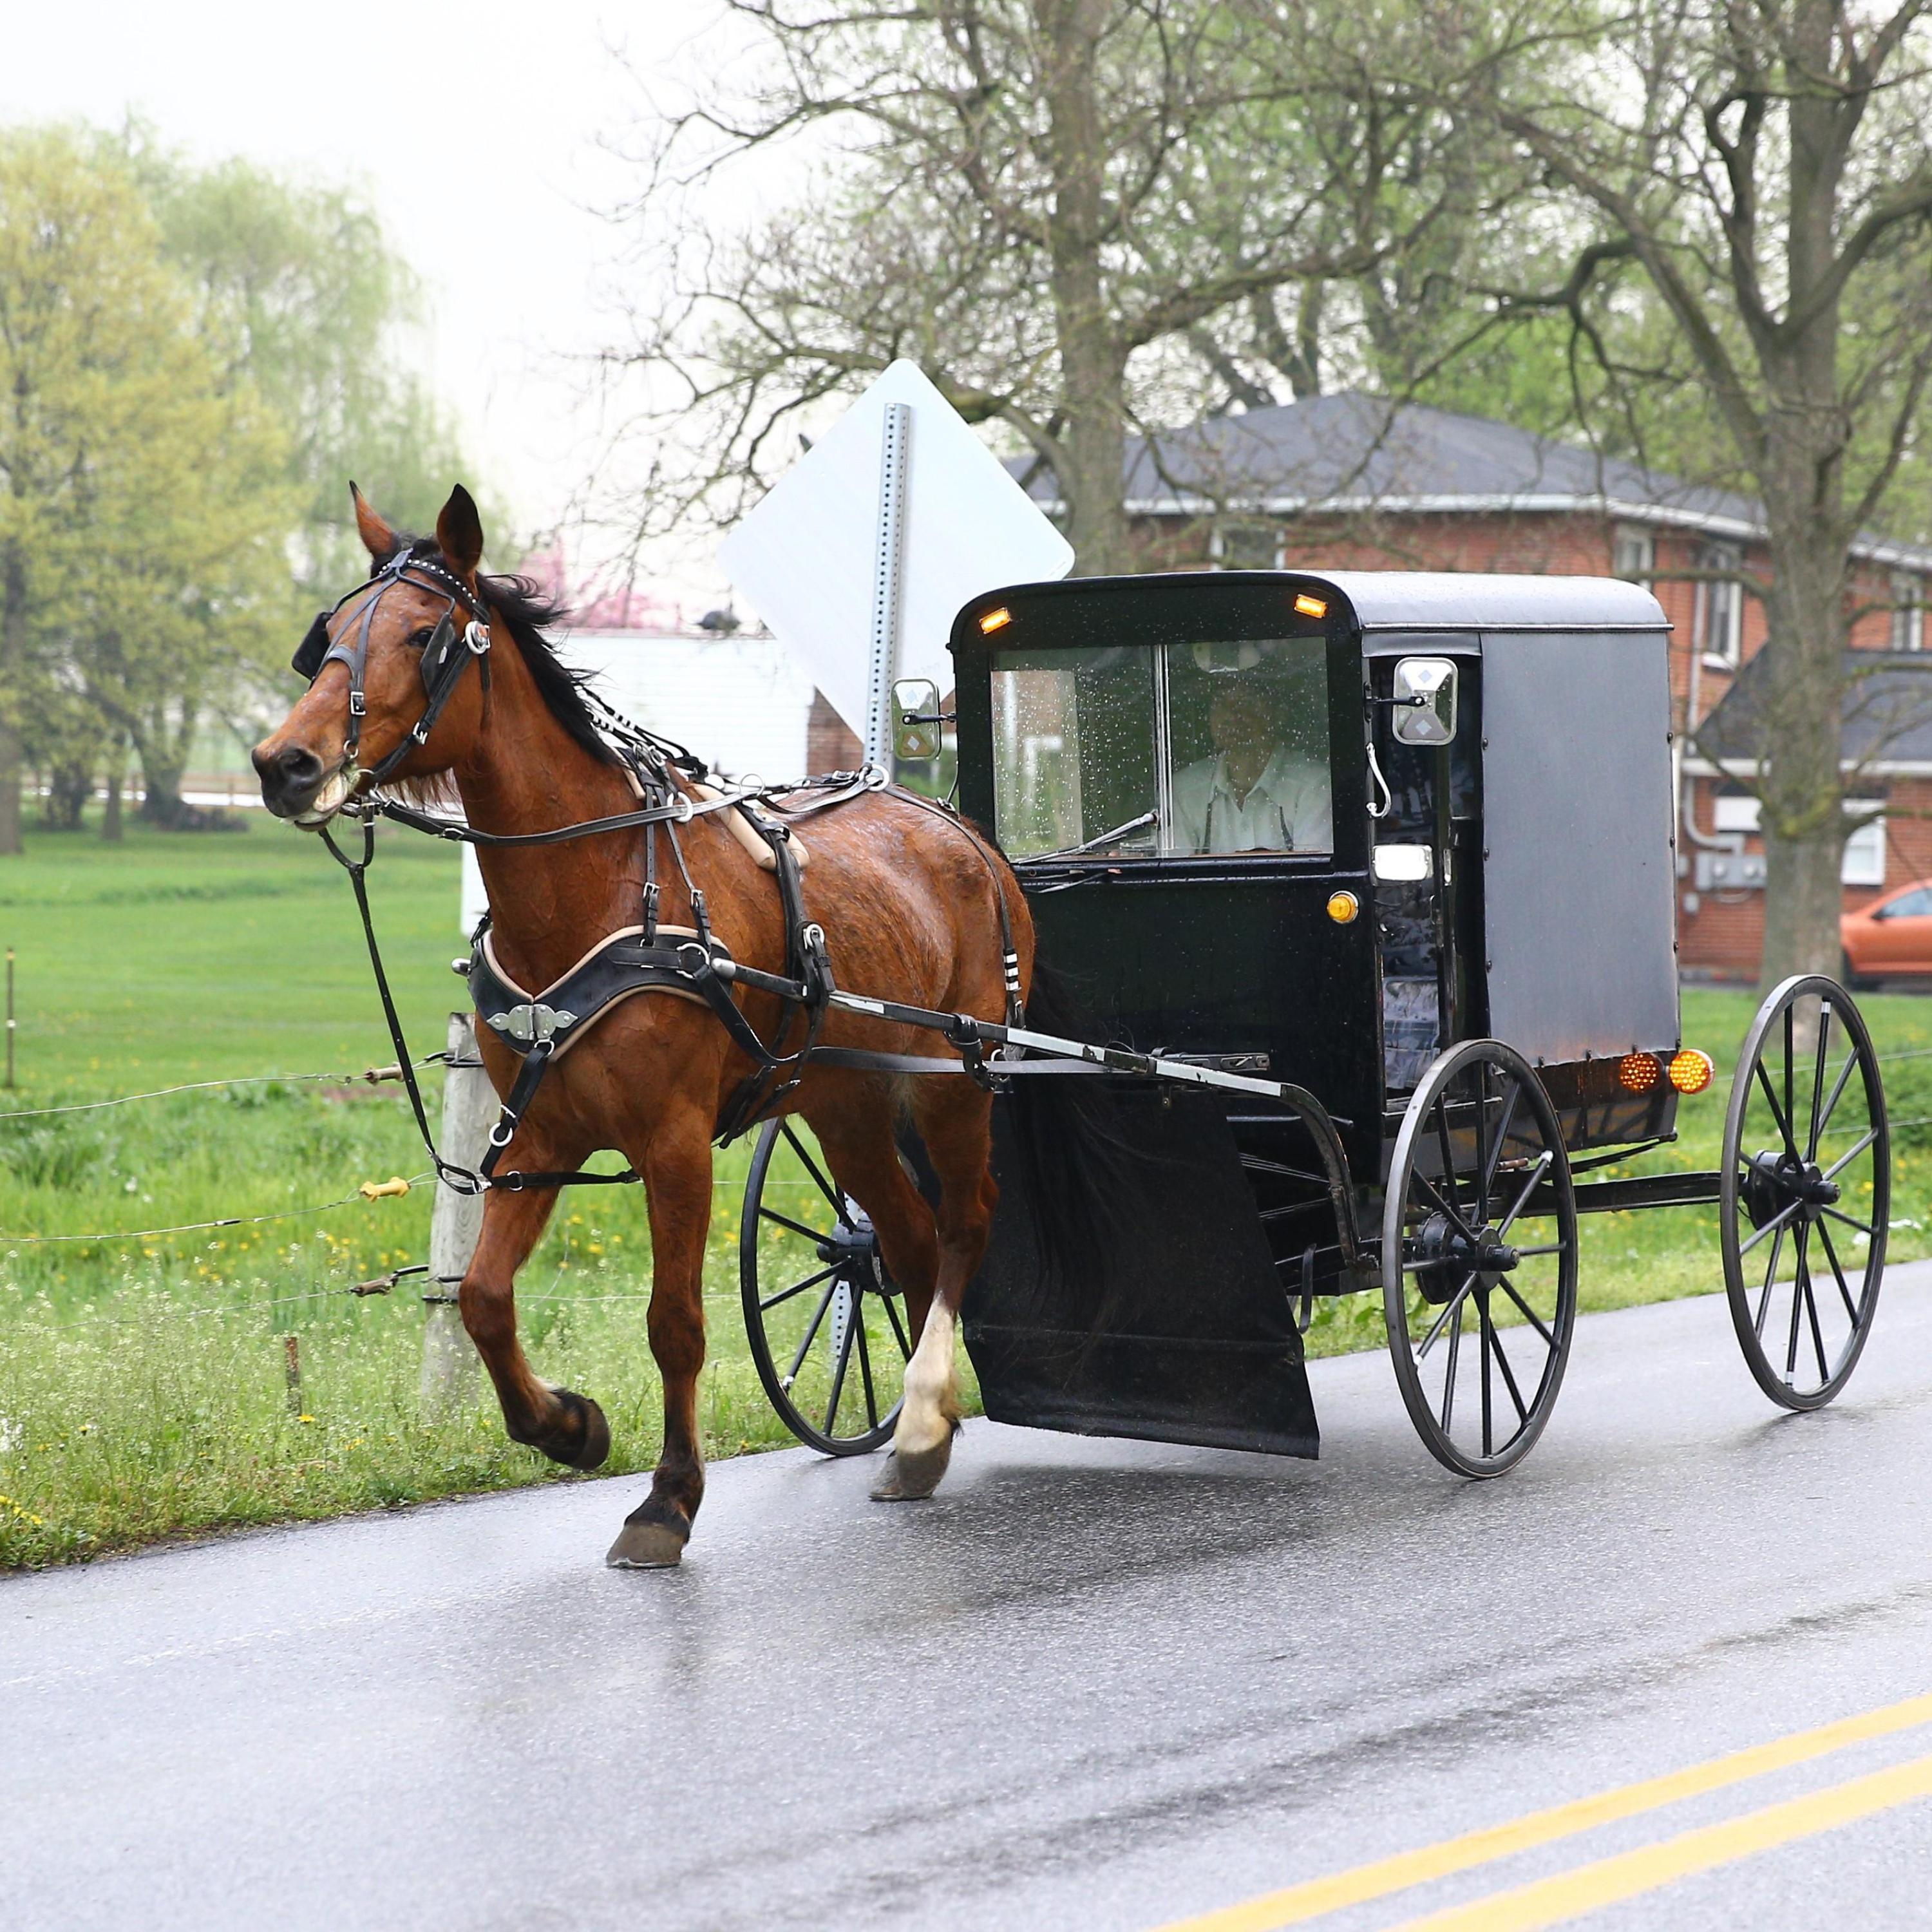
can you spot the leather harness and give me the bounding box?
[296,545,1022,1198]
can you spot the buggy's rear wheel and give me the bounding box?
[1382,1039,1578,1477]
[739,1117,910,1455]
[1720,975,1888,1410]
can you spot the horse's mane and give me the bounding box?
[383,535,622,771]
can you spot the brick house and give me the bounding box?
[1014,390,1932,979]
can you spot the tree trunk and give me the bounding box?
[102,750,124,842]
[45,764,90,830]
[0,545,24,857]
[1755,0,1852,992]
[135,737,189,828]
[1038,0,1130,576]
[134,706,197,829]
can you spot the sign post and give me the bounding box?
[864,402,912,769]
[720,360,1074,749]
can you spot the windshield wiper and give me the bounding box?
[1021,810,1159,864]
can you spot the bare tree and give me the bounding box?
[1468,0,1932,986]
[608,0,1488,573]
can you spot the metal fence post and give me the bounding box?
[422,1012,492,1410]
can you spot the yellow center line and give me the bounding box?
[1384,1748,1932,1932]
[1150,1689,1932,1932]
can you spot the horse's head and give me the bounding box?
[253,484,493,823]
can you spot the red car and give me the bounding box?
[1842,878,1932,984]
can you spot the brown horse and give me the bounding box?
[254,484,1035,1567]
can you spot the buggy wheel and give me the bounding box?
[1382,1039,1578,1477]
[739,1117,909,1455]
[1720,976,1888,1411]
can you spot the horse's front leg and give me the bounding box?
[461,1175,611,1471]
[606,1101,715,1570]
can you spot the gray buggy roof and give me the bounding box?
[1311,571,1669,634]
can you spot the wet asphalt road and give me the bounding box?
[8,1267,1932,1932]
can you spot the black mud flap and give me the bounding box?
[961,1084,1320,1459]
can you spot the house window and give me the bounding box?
[1696,541,1744,668]
[1215,521,1283,571]
[1613,524,1654,585]
[1844,802,1886,887]
[1713,789,1886,886]
[1712,791,1759,835]
[1890,572,1924,652]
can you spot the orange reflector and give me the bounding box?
[979,607,1012,633]
[1293,593,1328,619]
[1326,890,1359,925]
[1668,1047,1715,1095]
[1618,1052,1662,1093]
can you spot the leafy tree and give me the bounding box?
[1466,0,1932,985]
[134,144,496,603]
[612,0,1492,573]
[0,125,290,851]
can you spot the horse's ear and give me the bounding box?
[350,482,397,564]
[436,486,485,577]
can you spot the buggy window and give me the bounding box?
[1167,637,1331,855]
[991,647,1159,858]
[991,636,1332,858]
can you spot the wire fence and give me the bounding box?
[0,1056,444,1121]
[6,1018,1932,1333]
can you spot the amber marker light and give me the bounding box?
[1293,593,1328,619]
[1617,1052,1662,1093]
[1327,890,1359,924]
[979,607,1013,634]
[1668,1048,1715,1095]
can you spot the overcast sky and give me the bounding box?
[1,0,743,594]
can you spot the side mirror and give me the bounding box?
[1391,658,1458,747]
[893,678,943,761]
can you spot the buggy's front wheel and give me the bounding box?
[739,1117,910,1455]
[1382,1039,1578,1477]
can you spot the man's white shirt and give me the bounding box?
[1172,748,1331,853]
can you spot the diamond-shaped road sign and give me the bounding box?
[718,360,1074,745]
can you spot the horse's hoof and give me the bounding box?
[605,1519,687,1569]
[538,1388,609,1471]
[871,1434,954,1502]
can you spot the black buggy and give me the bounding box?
[739,571,1891,1477]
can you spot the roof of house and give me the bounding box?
[1698,649,1932,768]
[1011,391,1932,571]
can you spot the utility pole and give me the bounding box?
[421,1012,491,1410]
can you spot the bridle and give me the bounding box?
[292,544,495,790]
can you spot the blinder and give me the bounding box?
[418,611,463,696]
[292,610,332,681]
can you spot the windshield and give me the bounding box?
[991,636,1332,858]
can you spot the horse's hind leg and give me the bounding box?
[798,1097,952,1497]
[462,1180,611,1471]
[872,1081,999,1502]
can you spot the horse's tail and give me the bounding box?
[1001,956,1141,1329]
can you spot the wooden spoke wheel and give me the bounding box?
[739,1118,911,1455]
[1382,1039,1579,1477]
[1721,975,1888,1411]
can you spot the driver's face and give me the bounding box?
[1210,683,1280,757]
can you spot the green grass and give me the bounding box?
[3,815,1930,1567]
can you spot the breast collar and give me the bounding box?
[290,547,494,788]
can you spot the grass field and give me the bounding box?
[4,814,1931,1568]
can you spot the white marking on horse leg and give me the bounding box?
[895,1298,958,1455]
